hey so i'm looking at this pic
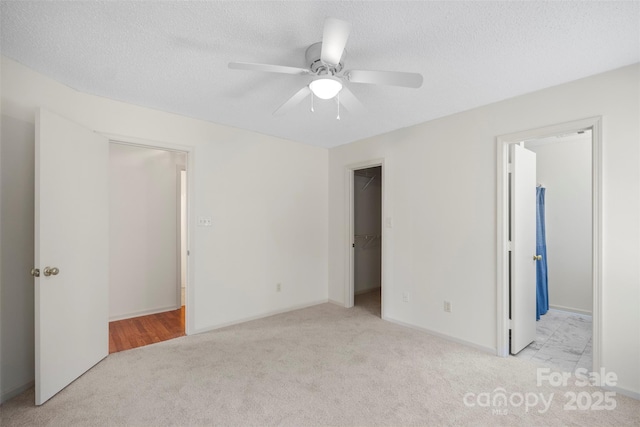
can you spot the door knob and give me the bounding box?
[533,255,542,261]
[30,268,40,277]
[43,266,59,277]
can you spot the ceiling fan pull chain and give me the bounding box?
[336,93,341,120]
[310,92,315,112]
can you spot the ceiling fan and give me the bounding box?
[228,17,423,117]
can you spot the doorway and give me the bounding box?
[351,165,382,317]
[107,142,188,353]
[32,109,195,404]
[496,117,602,373]
[511,130,593,371]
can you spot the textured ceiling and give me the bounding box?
[1,1,638,148]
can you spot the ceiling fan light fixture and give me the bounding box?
[309,77,343,100]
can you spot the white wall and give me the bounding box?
[0,115,36,402]
[354,168,382,294]
[2,55,638,399]
[526,133,592,314]
[328,64,640,396]
[0,56,329,401]
[109,143,186,320]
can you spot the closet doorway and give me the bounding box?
[352,166,382,317]
[107,143,188,353]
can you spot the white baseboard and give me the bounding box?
[109,304,181,322]
[328,298,345,306]
[355,286,380,296]
[190,299,329,335]
[384,316,495,355]
[603,384,640,400]
[1,380,34,404]
[549,304,592,316]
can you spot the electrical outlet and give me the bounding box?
[197,216,212,227]
[402,292,409,303]
[276,283,281,292]
[444,301,452,313]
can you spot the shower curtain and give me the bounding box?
[536,186,549,320]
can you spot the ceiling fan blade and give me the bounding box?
[346,70,423,88]
[338,87,366,115]
[274,86,312,116]
[321,18,351,66]
[229,62,310,76]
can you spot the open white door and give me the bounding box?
[509,144,537,354]
[35,109,109,405]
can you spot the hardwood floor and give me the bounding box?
[109,306,185,353]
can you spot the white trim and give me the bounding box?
[385,317,495,355]
[548,304,592,316]
[495,117,602,375]
[190,300,329,335]
[101,132,196,336]
[344,159,385,318]
[328,299,344,306]
[109,305,181,322]
[591,118,603,377]
[602,385,640,401]
[355,286,381,296]
[175,166,183,309]
[104,133,193,154]
[0,380,35,405]
[345,167,354,307]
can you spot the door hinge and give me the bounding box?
[507,240,512,251]
[507,162,513,173]
[508,319,514,329]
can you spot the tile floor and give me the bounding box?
[513,308,592,373]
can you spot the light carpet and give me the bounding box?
[1,292,638,426]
